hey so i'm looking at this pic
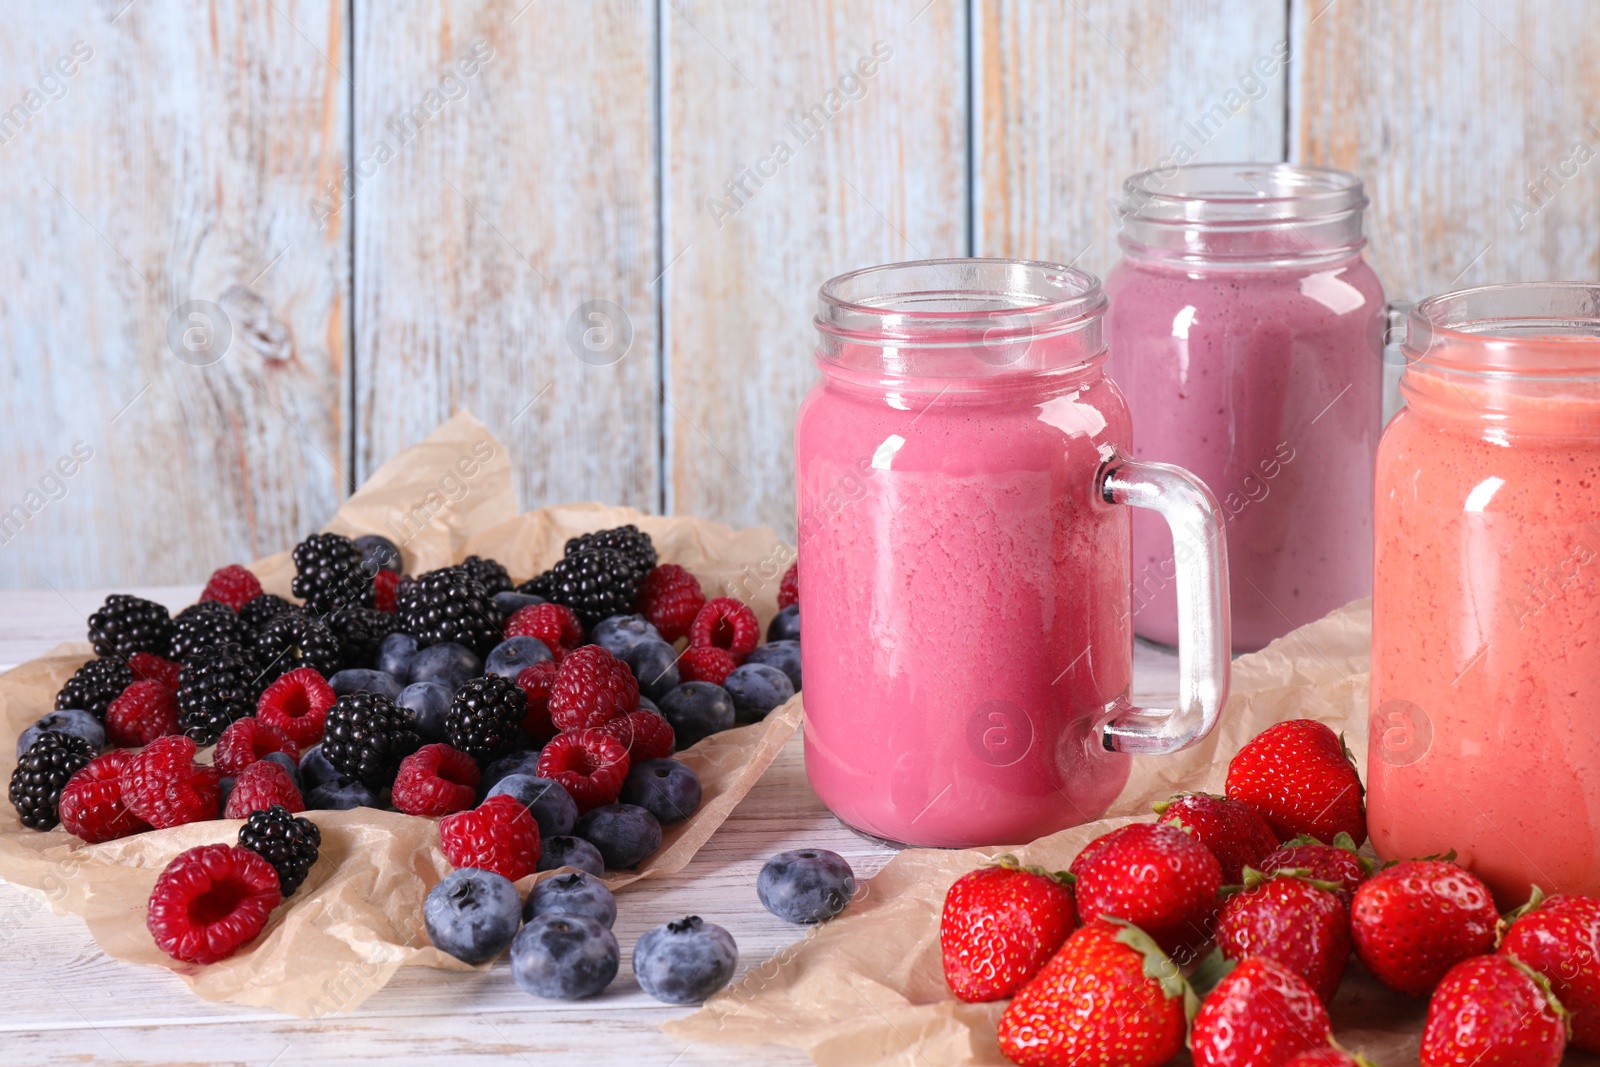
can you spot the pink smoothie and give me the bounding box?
[795,359,1134,848]
[1104,254,1385,651]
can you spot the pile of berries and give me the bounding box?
[936,717,1595,1067]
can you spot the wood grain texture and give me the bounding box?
[0,1,350,586]
[353,0,661,517]
[1292,0,1600,301]
[663,0,969,540]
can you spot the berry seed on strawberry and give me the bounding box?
[504,602,583,661]
[105,679,181,747]
[256,667,338,749]
[147,844,281,964]
[1420,955,1566,1067]
[393,743,481,817]
[1190,956,1332,1067]
[59,751,150,843]
[1154,793,1279,885]
[214,717,298,776]
[1070,822,1223,965]
[514,661,559,742]
[1499,890,1600,1053]
[1350,857,1498,997]
[440,794,541,882]
[688,597,760,663]
[1215,868,1351,1004]
[1225,719,1367,845]
[940,854,1078,1002]
[1256,832,1372,907]
[548,646,638,731]
[678,645,737,686]
[200,564,264,611]
[599,709,676,763]
[537,728,630,813]
[224,759,305,819]
[638,564,705,643]
[122,735,222,829]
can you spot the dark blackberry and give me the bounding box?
[237,804,322,896]
[533,548,642,627]
[176,642,264,744]
[444,675,527,763]
[87,594,173,659]
[239,593,294,631]
[329,606,400,671]
[397,567,499,656]
[458,555,513,596]
[168,600,244,661]
[254,608,342,679]
[565,524,656,578]
[291,532,373,615]
[9,731,95,830]
[55,657,135,721]
[321,690,421,789]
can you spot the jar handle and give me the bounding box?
[1096,458,1231,754]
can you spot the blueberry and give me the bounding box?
[538,835,606,877]
[746,639,801,692]
[378,631,421,679]
[522,870,616,928]
[261,752,301,786]
[575,804,662,870]
[218,776,236,810]
[484,636,553,680]
[18,709,105,757]
[632,916,738,1005]
[621,758,702,825]
[308,776,379,810]
[637,695,659,714]
[299,744,338,790]
[397,681,453,743]
[329,668,404,700]
[354,533,402,575]
[479,749,544,797]
[757,848,856,924]
[658,682,736,748]
[510,914,619,999]
[722,663,795,724]
[767,603,800,643]
[492,591,546,616]
[407,642,481,691]
[487,774,577,838]
[424,867,522,964]
[620,639,680,703]
[591,614,663,659]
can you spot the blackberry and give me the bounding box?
[237,804,322,896]
[177,642,264,744]
[9,731,95,830]
[397,567,499,656]
[55,657,135,721]
[291,532,373,615]
[87,594,173,659]
[532,548,642,627]
[329,606,400,671]
[254,608,342,679]
[168,600,244,661]
[445,675,527,763]
[321,690,421,789]
[565,525,656,578]
[458,555,513,596]
[239,593,294,631]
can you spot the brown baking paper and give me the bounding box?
[0,411,800,1016]
[666,600,1464,1067]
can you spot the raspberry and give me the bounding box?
[778,562,798,609]
[214,718,298,776]
[59,751,150,842]
[225,759,305,818]
[503,602,583,660]
[146,844,281,964]
[439,794,541,881]
[600,709,675,762]
[128,652,182,691]
[514,661,559,741]
[537,728,630,812]
[679,645,737,686]
[373,569,400,613]
[548,646,638,730]
[392,743,481,816]
[237,805,321,896]
[105,680,180,747]
[689,598,760,663]
[201,565,264,610]
[638,564,705,642]
[123,735,222,829]
[256,667,337,748]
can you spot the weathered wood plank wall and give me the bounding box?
[1,0,1592,585]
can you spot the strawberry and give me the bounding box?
[1499,889,1600,1053]
[1257,832,1373,907]
[1350,858,1498,996]
[1282,1048,1381,1067]
[1070,822,1222,965]
[1216,868,1351,1003]
[1190,956,1332,1067]
[939,854,1078,1003]
[1420,955,1567,1067]
[997,918,1191,1067]
[1225,719,1366,845]
[1154,793,1280,884]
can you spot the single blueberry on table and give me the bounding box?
[620,639,680,703]
[329,668,403,700]
[746,639,801,692]
[18,709,104,757]
[407,642,481,691]
[510,914,619,999]
[298,744,338,790]
[722,663,795,724]
[354,533,402,575]
[307,776,379,811]
[522,870,617,928]
[591,614,663,659]
[261,751,301,786]
[488,774,578,838]
[632,916,738,1005]
[478,749,545,798]
[576,803,662,870]
[492,591,545,617]
[758,848,856,924]
[537,835,606,877]
[766,603,800,644]
[377,631,420,679]
[621,758,702,826]
[658,682,735,749]
[484,635,553,680]
[424,867,522,964]
[396,681,453,743]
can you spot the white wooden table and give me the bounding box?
[0,586,1181,1065]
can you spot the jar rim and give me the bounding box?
[1119,162,1367,223]
[1406,281,1600,380]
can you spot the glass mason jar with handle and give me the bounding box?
[1369,282,1600,907]
[1105,163,1386,653]
[795,259,1231,849]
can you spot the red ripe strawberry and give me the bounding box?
[1350,858,1498,997]
[146,843,281,964]
[128,652,182,691]
[439,794,541,881]
[122,735,222,829]
[1192,957,1332,1067]
[1070,822,1222,964]
[224,759,305,819]
[256,667,337,748]
[940,854,1078,1002]
[1420,955,1567,1067]
[213,717,298,776]
[1499,890,1600,1053]
[777,562,798,610]
[678,645,737,686]
[392,743,480,817]
[997,918,1190,1067]
[1225,719,1366,845]
[200,564,264,610]
[1257,832,1373,907]
[548,645,638,730]
[1216,869,1351,1003]
[1154,793,1279,884]
[688,597,760,663]
[599,709,675,762]
[536,728,629,812]
[59,751,150,843]
[106,679,180,747]
[504,602,583,660]
[373,569,400,613]
[639,564,706,642]
[513,661,559,741]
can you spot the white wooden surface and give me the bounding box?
[0,585,1181,1066]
